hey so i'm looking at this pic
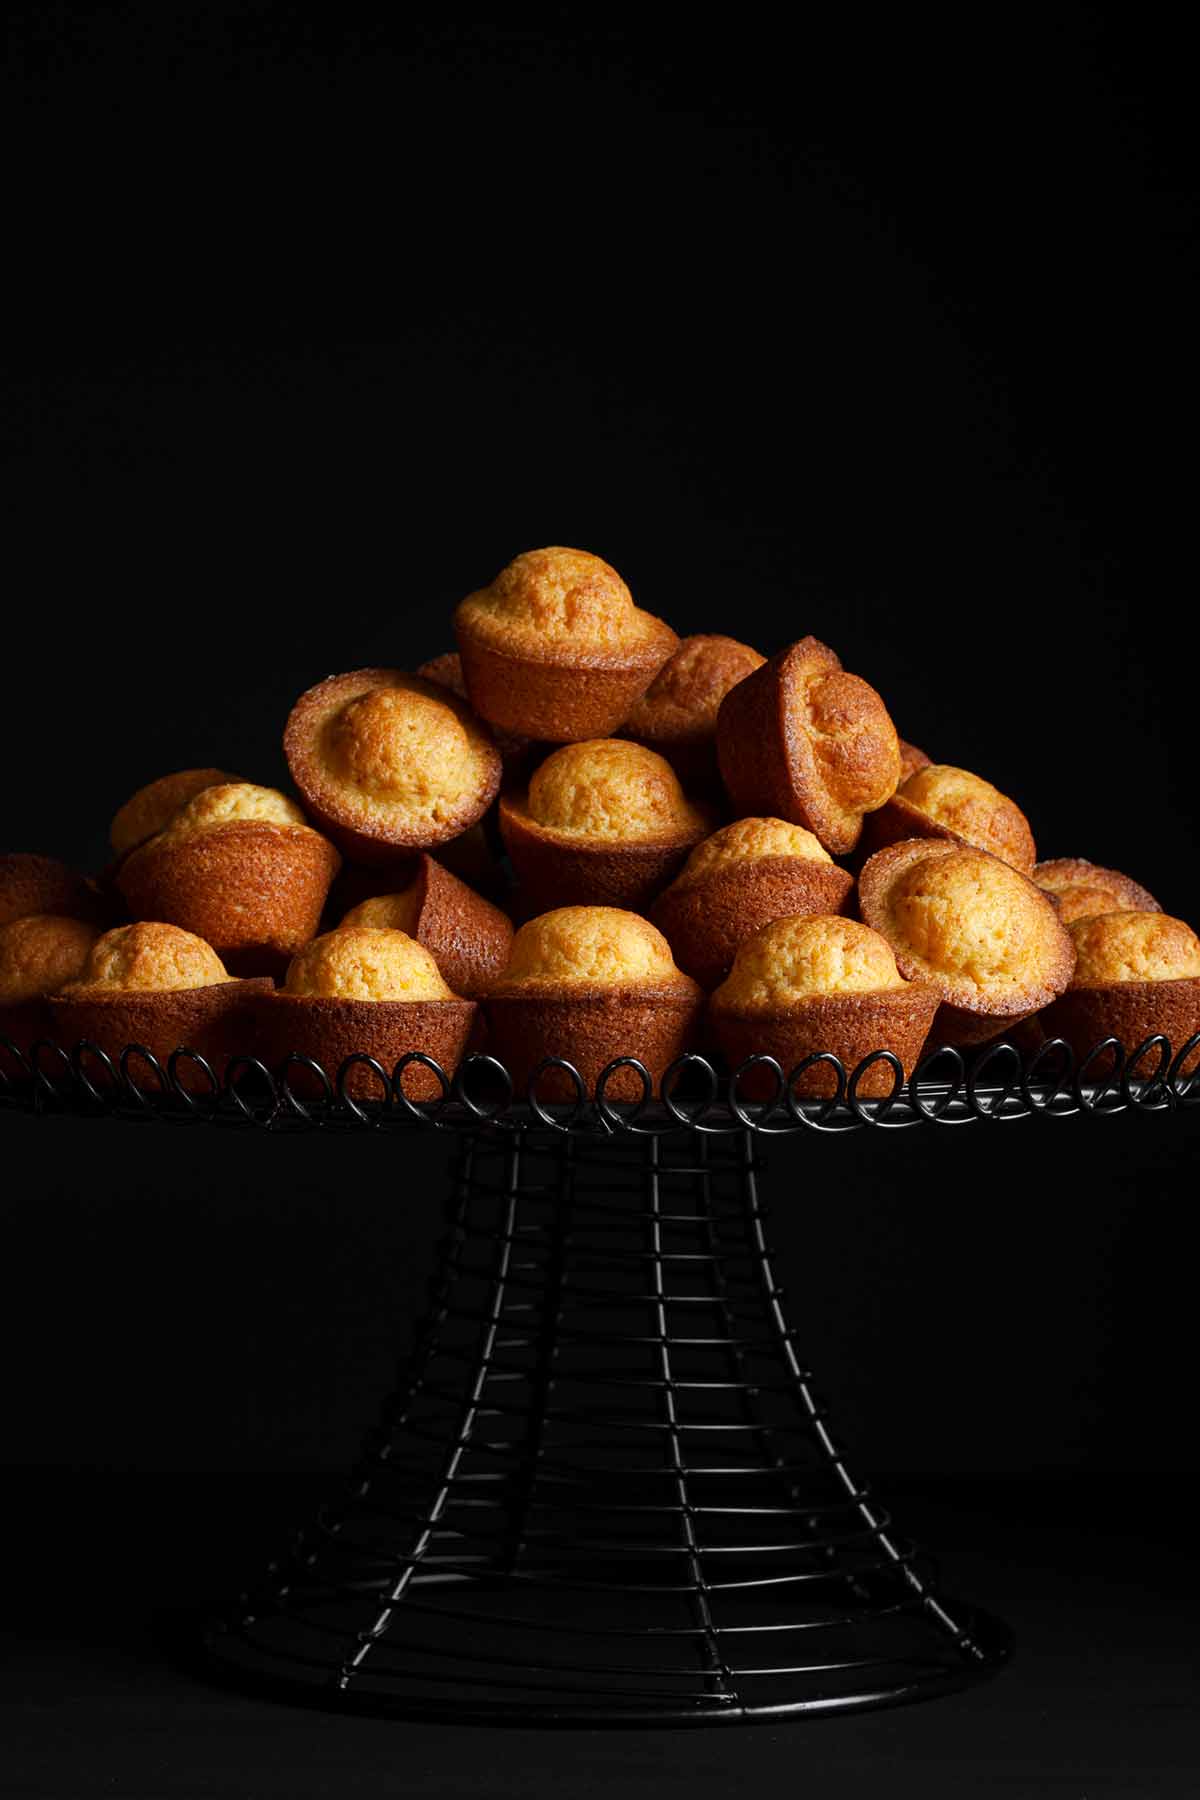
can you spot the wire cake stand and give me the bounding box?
[3,1028,1196,1726]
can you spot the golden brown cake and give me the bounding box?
[716,636,901,855]
[499,739,713,915]
[708,913,939,1098]
[49,922,270,1084]
[618,633,765,786]
[110,768,237,859]
[483,905,703,1100]
[1040,911,1200,1075]
[454,547,678,741]
[1033,857,1161,925]
[0,914,101,1047]
[418,650,534,779]
[116,783,341,977]
[857,838,1075,1046]
[0,853,108,929]
[651,817,854,990]
[256,926,476,1101]
[857,764,1037,873]
[283,668,501,864]
[898,739,933,783]
[340,853,513,998]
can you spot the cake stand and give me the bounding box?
[3,1027,1195,1726]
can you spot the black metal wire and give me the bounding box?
[189,1126,1014,1722]
[1,1033,1197,1133]
[5,1029,1193,1723]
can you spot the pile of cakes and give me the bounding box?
[3,544,1197,1097]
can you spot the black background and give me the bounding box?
[4,8,1200,1794]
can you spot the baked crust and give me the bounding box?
[618,633,765,786]
[49,978,273,1088]
[715,637,900,855]
[857,837,1075,1046]
[1033,857,1161,925]
[652,859,854,990]
[454,548,678,740]
[116,820,341,977]
[340,854,513,998]
[898,740,933,783]
[709,983,940,1099]
[499,742,712,913]
[417,651,535,779]
[499,793,709,913]
[254,992,477,1101]
[0,914,101,1005]
[858,764,1037,873]
[483,988,703,1102]
[0,853,108,929]
[1040,978,1200,1077]
[283,668,501,863]
[110,768,237,858]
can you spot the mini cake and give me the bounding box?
[1040,911,1200,1075]
[483,906,703,1101]
[110,768,238,859]
[0,853,108,929]
[651,817,854,990]
[0,914,101,1047]
[708,914,939,1098]
[284,668,501,864]
[858,764,1037,873]
[257,926,476,1101]
[1033,858,1161,925]
[618,633,765,787]
[716,636,901,855]
[898,740,933,783]
[116,783,341,976]
[454,546,678,741]
[49,921,271,1083]
[340,853,514,997]
[857,838,1075,1046]
[418,650,534,779]
[499,739,713,915]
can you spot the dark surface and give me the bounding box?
[4,12,1200,1790]
[4,1472,1198,1797]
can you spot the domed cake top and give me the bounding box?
[457,547,673,657]
[673,817,833,889]
[893,764,1036,871]
[283,927,458,1002]
[341,888,422,936]
[155,783,308,841]
[713,915,908,1013]
[524,740,709,843]
[65,921,233,993]
[0,914,101,1004]
[621,634,765,737]
[1034,857,1161,925]
[110,769,239,857]
[877,845,1064,992]
[284,669,500,854]
[491,906,696,992]
[1068,911,1200,986]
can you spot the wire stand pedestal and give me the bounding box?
[203,1124,1011,1723]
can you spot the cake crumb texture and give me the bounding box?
[714,914,906,1012]
[494,906,690,990]
[0,914,101,1003]
[527,740,707,841]
[1069,911,1200,985]
[284,927,456,1001]
[68,921,232,993]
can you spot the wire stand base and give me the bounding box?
[201,1127,1012,1724]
